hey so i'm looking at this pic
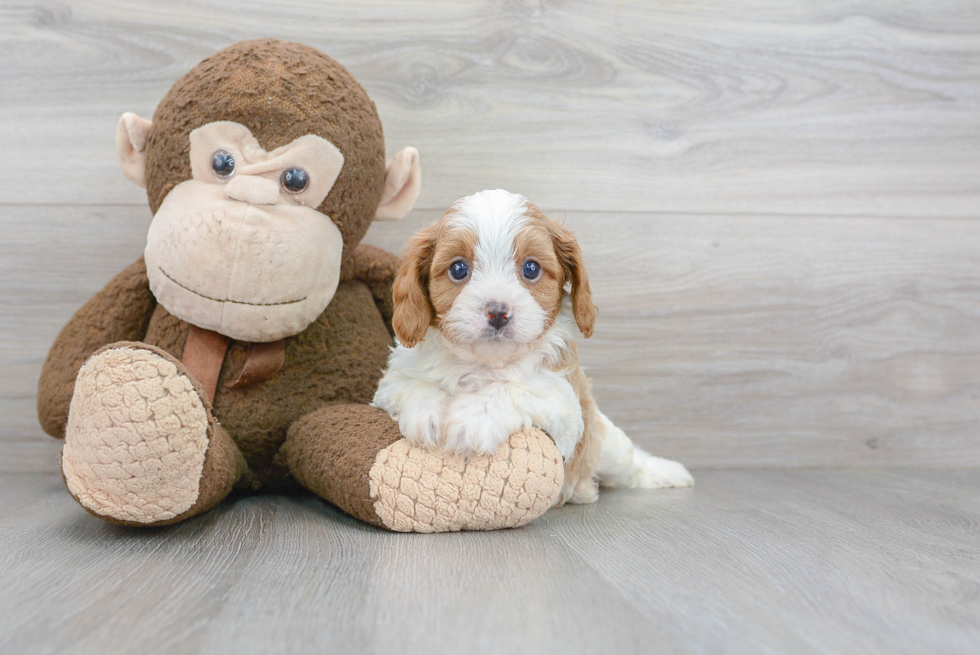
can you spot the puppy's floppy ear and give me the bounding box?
[392,224,437,347]
[549,221,598,338]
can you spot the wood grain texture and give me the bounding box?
[4,206,978,471]
[0,0,977,214]
[3,4,978,653]
[1,1,978,470]
[0,469,978,655]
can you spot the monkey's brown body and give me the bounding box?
[143,270,393,489]
[39,250,409,525]
[36,40,563,531]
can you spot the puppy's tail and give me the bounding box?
[594,410,694,489]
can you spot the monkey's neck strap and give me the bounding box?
[182,325,286,404]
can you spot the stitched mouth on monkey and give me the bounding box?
[156,266,308,307]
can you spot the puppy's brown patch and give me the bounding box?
[524,203,598,337]
[391,207,480,347]
[549,340,602,505]
[514,221,564,325]
[428,220,478,336]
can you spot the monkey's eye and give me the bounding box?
[211,150,235,178]
[522,260,541,281]
[448,260,470,282]
[280,168,309,194]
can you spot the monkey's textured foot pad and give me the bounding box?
[368,428,564,533]
[62,346,211,524]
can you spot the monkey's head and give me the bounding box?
[115,39,420,342]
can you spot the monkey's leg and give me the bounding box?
[61,342,247,527]
[280,404,564,532]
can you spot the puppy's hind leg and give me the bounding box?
[593,410,694,489]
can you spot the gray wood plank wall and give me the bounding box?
[1,0,978,471]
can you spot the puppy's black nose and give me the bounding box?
[485,301,511,330]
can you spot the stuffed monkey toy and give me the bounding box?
[37,40,563,532]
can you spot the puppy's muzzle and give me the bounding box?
[484,301,511,331]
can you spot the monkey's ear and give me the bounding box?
[375,147,421,222]
[115,112,153,188]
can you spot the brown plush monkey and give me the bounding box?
[37,40,562,532]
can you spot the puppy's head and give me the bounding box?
[393,189,597,360]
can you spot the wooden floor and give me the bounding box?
[1,468,977,655]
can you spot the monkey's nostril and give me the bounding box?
[484,301,511,330]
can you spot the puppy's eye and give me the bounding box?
[280,168,309,194]
[448,260,470,281]
[211,150,235,179]
[522,260,541,281]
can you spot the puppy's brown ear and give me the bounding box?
[392,225,437,347]
[549,221,598,338]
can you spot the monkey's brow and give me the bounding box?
[159,267,307,306]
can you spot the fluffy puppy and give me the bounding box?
[372,189,693,504]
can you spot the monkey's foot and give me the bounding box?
[369,428,564,532]
[62,344,216,525]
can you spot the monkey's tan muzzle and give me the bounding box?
[144,180,344,342]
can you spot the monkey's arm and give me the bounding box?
[350,244,401,338]
[37,257,158,438]
[281,403,564,532]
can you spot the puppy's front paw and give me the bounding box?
[398,402,444,449]
[543,411,585,461]
[442,394,523,457]
[634,455,694,489]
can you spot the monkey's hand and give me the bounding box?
[350,244,401,338]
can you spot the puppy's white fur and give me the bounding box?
[372,189,693,504]
[376,304,584,460]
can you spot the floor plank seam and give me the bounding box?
[2,201,979,222]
